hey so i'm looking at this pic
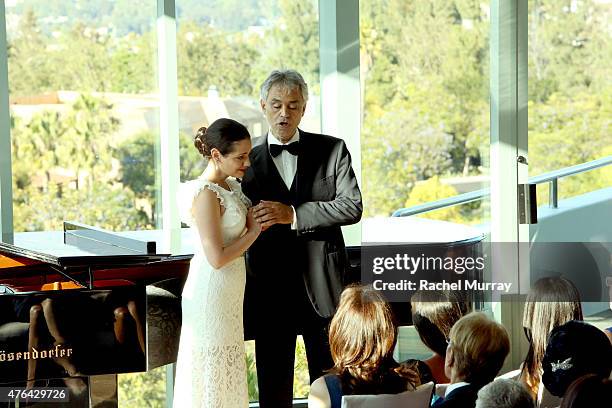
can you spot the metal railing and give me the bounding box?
[392,155,612,217]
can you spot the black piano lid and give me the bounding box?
[2,226,193,270]
[0,240,190,270]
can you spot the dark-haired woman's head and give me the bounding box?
[194,118,251,178]
[411,290,472,357]
[542,320,612,397]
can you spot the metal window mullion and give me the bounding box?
[319,0,361,246]
[156,2,180,406]
[0,0,14,244]
[490,0,520,244]
[157,0,181,251]
[490,0,529,371]
[517,0,530,286]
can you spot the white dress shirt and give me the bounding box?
[267,130,299,189]
[267,130,300,229]
[444,382,470,397]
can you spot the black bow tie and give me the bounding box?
[270,141,300,157]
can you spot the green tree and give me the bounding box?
[10,94,120,191]
[529,90,612,202]
[245,341,259,401]
[6,9,54,95]
[14,1,116,33]
[23,110,70,190]
[362,99,454,217]
[253,0,319,95]
[293,336,310,397]
[10,117,33,190]
[528,0,611,102]
[527,0,611,205]
[7,9,155,95]
[110,0,155,36]
[177,0,265,32]
[108,31,156,93]
[117,130,206,224]
[13,183,150,232]
[51,23,114,92]
[177,21,258,97]
[118,366,166,408]
[404,176,465,223]
[117,131,157,222]
[179,131,207,181]
[65,94,120,189]
[360,0,490,217]
[117,132,156,194]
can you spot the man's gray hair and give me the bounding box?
[260,69,309,103]
[475,379,535,408]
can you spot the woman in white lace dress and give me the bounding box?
[173,118,261,407]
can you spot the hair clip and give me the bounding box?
[551,357,573,372]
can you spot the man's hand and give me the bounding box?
[252,200,294,229]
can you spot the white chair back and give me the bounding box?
[341,382,434,408]
[496,369,521,380]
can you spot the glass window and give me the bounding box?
[7,0,159,232]
[5,1,163,405]
[359,0,492,365]
[527,0,612,203]
[359,1,491,225]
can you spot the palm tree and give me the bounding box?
[27,110,68,191]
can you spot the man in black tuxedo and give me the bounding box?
[242,69,362,407]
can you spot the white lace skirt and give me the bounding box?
[172,256,249,407]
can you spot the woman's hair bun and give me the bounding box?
[194,126,211,157]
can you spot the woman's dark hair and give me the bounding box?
[193,118,250,158]
[560,374,612,408]
[410,290,472,357]
[542,320,612,397]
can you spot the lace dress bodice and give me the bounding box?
[179,177,251,247]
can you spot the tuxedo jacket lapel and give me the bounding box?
[295,129,319,202]
[252,135,290,197]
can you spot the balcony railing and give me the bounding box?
[392,156,612,217]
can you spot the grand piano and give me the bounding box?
[0,222,192,407]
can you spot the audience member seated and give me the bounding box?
[475,379,535,408]
[559,374,612,408]
[409,290,471,384]
[432,312,510,408]
[542,320,612,398]
[308,285,421,408]
[519,277,583,400]
[433,312,510,408]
